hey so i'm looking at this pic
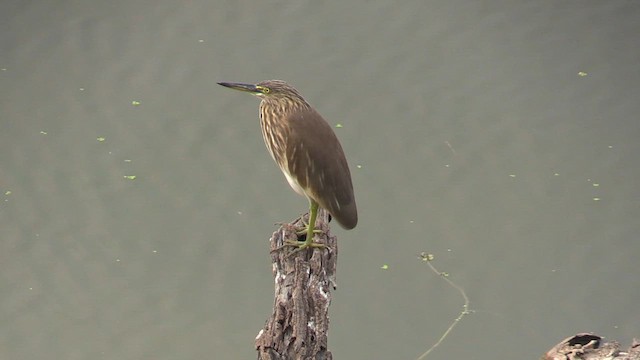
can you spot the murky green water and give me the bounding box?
[1,1,639,359]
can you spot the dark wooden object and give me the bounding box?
[543,333,640,360]
[255,210,337,360]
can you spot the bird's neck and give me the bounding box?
[260,97,312,117]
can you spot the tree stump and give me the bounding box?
[543,333,640,360]
[255,209,337,360]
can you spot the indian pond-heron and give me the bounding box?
[217,80,357,249]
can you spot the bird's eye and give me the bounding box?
[262,87,270,94]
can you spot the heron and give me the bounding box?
[218,80,357,249]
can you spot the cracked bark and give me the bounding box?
[256,209,337,360]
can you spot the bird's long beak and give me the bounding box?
[217,82,259,94]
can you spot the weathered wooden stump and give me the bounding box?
[543,333,640,360]
[255,209,337,360]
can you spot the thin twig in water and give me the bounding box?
[416,252,472,360]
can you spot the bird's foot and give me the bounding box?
[281,238,328,257]
[271,239,327,255]
[275,218,321,236]
[294,218,323,235]
[295,226,323,236]
[284,238,327,249]
[272,225,327,255]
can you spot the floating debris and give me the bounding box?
[419,252,434,262]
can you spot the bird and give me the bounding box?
[217,80,357,250]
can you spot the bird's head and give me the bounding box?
[218,80,309,106]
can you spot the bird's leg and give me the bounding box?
[286,200,326,250]
[303,200,320,247]
[294,200,322,236]
[295,218,322,236]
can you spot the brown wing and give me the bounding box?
[284,107,357,229]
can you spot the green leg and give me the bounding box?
[303,200,319,248]
[284,199,325,251]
